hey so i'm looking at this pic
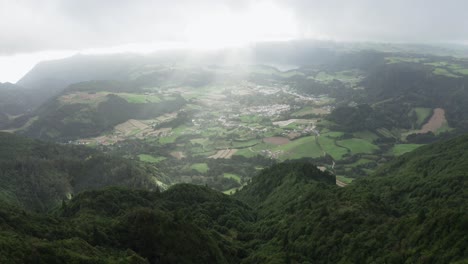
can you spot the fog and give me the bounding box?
[1,0,468,82]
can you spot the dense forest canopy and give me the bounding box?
[0,133,466,263]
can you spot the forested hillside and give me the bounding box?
[0,132,166,211]
[0,134,466,263]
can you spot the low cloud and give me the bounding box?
[1,0,468,55]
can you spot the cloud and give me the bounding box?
[0,0,468,56]
[281,0,468,42]
[0,0,242,54]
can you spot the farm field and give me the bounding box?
[55,61,461,191]
[337,138,379,154]
[138,154,166,163]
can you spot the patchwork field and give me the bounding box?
[60,62,462,190]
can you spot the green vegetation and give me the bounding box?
[336,175,354,184]
[222,187,239,195]
[353,130,379,141]
[348,158,375,167]
[337,138,379,154]
[317,135,348,160]
[233,148,257,158]
[231,139,260,148]
[433,68,460,78]
[435,120,453,135]
[323,131,344,138]
[0,132,163,211]
[159,135,178,144]
[8,49,468,201]
[21,86,186,141]
[116,93,161,103]
[291,106,321,117]
[1,133,468,263]
[412,107,432,127]
[138,154,166,163]
[391,144,424,156]
[453,68,468,75]
[385,56,425,64]
[190,163,209,173]
[274,136,323,160]
[223,173,241,183]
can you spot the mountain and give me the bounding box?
[0,83,36,129]
[14,80,186,141]
[0,133,466,263]
[0,132,167,211]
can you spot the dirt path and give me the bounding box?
[419,108,446,134]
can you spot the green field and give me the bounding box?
[453,68,468,75]
[412,107,432,127]
[138,154,166,163]
[337,138,379,154]
[223,173,241,183]
[433,68,460,78]
[435,121,453,135]
[317,136,348,160]
[190,163,209,173]
[234,148,257,158]
[386,57,425,64]
[222,187,239,195]
[425,63,468,76]
[323,131,344,138]
[352,131,379,141]
[231,139,261,148]
[391,144,424,156]
[274,136,323,160]
[240,115,262,123]
[336,175,354,184]
[159,136,178,144]
[190,138,209,145]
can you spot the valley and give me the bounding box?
[2,46,468,195]
[2,1,468,263]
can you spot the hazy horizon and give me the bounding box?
[2,0,468,83]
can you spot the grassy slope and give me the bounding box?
[337,138,379,154]
[274,136,323,160]
[390,144,424,156]
[190,163,209,173]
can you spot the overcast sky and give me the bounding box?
[1,0,468,82]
